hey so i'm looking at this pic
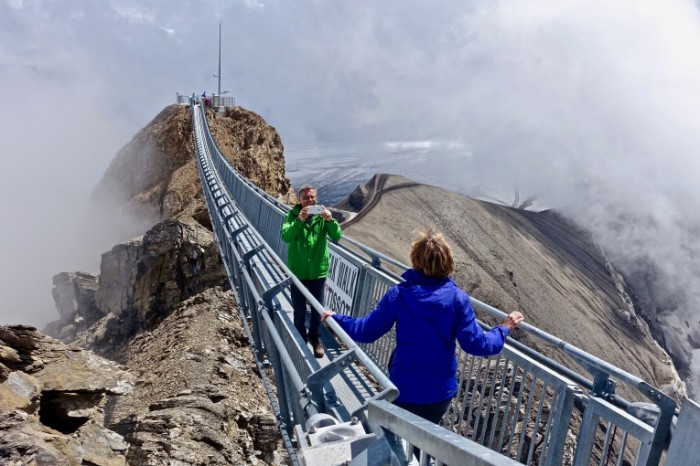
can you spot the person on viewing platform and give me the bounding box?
[282,185,343,358]
[322,229,523,424]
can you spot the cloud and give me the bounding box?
[243,0,264,11]
[5,0,26,10]
[160,26,177,39]
[411,1,700,390]
[112,5,156,24]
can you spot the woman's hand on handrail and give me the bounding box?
[501,311,524,332]
[321,309,336,323]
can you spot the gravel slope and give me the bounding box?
[340,174,685,400]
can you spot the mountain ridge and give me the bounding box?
[339,173,684,400]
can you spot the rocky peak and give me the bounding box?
[91,105,295,226]
[207,106,296,204]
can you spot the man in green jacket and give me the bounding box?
[281,185,343,358]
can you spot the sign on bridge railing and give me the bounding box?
[325,252,359,316]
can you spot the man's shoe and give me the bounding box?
[312,340,324,358]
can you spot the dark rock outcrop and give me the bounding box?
[49,219,226,359]
[334,174,374,212]
[0,325,133,465]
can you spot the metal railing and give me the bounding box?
[211,95,235,107]
[177,93,236,107]
[191,103,698,465]
[362,400,523,466]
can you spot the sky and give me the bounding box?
[1,0,700,391]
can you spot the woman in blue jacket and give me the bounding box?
[322,229,524,424]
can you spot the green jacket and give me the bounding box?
[281,204,343,280]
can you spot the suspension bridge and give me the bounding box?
[189,99,699,466]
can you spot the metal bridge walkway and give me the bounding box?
[190,103,700,466]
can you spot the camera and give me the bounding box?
[306,205,324,215]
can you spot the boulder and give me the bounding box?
[48,271,101,341]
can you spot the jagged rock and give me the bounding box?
[0,371,42,413]
[91,105,196,224]
[0,325,132,465]
[76,421,129,466]
[0,325,43,353]
[94,219,224,326]
[47,218,227,358]
[346,183,370,211]
[0,410,82,466]
[95,237,145,318]
[0,411,129,466]
[334,173,383,213]
[47,271,101,341]
[0,344,22,364]
[31,349,132,398]
[127,387,233,464]
[51,271,100,320]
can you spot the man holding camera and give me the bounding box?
[281,185,343,358]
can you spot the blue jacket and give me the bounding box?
[332,269,509,404]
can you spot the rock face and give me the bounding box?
[207,107,296,205]
[95,219,224,322]
[340,174,686,401]
[48,219,226,358]
[0,325,133,465]
[335,181,370,212]
[50,271,100,330]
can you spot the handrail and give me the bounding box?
[366,400,523,466]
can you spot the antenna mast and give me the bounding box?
[217,21,222,97]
